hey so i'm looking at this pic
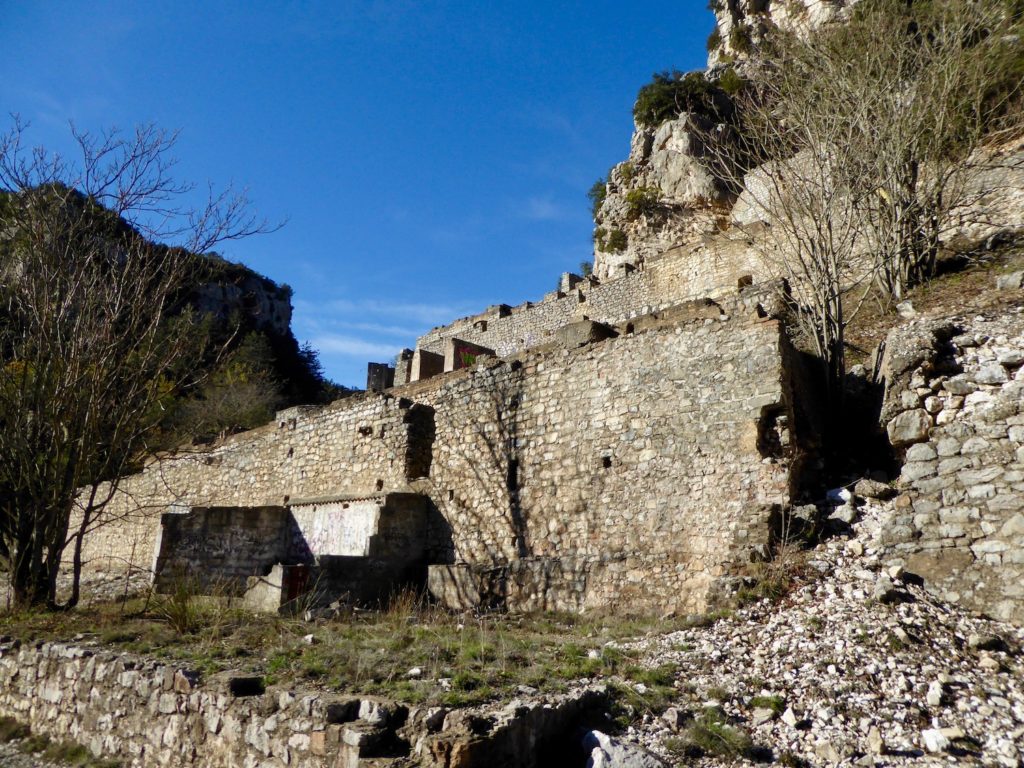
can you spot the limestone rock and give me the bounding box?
[922,728,950,753]
[896,301,917,319]
[995,271,1024,290]
[855,478,896,500]
[975,365,1009,385]
[887,409,932,447]
[582,730,667,768]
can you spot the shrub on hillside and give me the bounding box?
[633,70,724,127]
[594,227,627,253]
[625,187,662,220]
[588,177,608,219]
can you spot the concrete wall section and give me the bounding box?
[153,506,291,593]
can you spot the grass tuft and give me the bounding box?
[686,707,755,759]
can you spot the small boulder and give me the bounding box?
[829,504,857,525]
[944,376,977,395]
[995,271,1024,290]
[582,730,667,768]
[854,478,896,500]
[922,728,950,753]
[752,707,776,726]
[887,410,932,447]
[896,300,917,318]
[975,365,1009,385]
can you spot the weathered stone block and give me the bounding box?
[888,410,932,447]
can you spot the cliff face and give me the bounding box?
[593,0,1022,282]
[707,0,860,66]
[593,1,865,282]
[192,257,293,338]
[591,115,732,281]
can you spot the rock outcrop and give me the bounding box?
[707,0,860,67]
[591,113,732,281]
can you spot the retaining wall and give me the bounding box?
[81,288,809,615]
[0,641,600,768]
[878,307,1024,625]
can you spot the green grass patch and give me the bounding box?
[0,588,697,711]
[686,707,755,759]
[749,694,786,713]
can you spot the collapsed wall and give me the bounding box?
[878,306,1024,625]
[86,286,812,615]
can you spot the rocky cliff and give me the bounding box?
[592,0,1023,284]
[706,0,860,67]
[192,255,294,338]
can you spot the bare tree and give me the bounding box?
[0,120,272,609]
[713,46,874,408]
[811,0,1024,298]
[707,0,1023,409]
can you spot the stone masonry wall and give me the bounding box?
[0,640,602,768]
[84,289,803,615]
[414,240,763,361]
[407,302,801,615]
[76,395,427,575]
[878,307,1024,625]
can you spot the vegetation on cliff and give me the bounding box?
[708,0,1023,408]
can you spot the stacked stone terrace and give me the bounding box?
[879,308,1024,624]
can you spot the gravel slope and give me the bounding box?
[615,496,1024,767]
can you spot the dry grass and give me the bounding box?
[843,243,1024,368]
[0,585,691,710]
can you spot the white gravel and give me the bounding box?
[614,497,1024,767]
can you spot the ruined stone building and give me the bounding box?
[81,0,1024,623]
[87,263,818,616]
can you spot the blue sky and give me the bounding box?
[0,1,713,387]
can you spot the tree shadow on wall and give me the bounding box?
[452,362,531,562]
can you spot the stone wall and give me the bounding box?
[0,640,602,768]
[151,494,431,609]
[85,287,808,615]
[75,395,430,575]
[408,295,807,614]
[413,241,762,362]
[878,308,1024,624]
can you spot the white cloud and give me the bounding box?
[295,297,478,327]
[310,334,402,359]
